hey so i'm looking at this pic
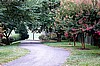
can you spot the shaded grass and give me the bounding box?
[43,41,100,66]
[0,41,29,64]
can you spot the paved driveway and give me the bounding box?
[3,40,69,66]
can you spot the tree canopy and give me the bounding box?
[0,0,33,44]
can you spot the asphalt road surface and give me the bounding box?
[3,40,70,66]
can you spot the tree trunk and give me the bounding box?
[98,38,100,48]
[3,29,13,45]
[33,32,34,40]
[73,34,76,46]
[56,33,61,42]
[5,36,10,45]
[81,33,85,49]
[82,42,85,49]
[73,39,76,46]
[93,34,99,46]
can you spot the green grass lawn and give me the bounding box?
[43,41,100,66]
[0,42,29,65]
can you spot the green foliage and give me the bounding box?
[0,0,33,44]
[15,23,29,40]
[10,34,21,41]
[29,0,60,33]
[61,35,67,40]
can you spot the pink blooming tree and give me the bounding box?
[58,0,100,49]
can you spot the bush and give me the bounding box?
[39,35,49,40]
[39,33,57,41]
[41,33,57,40]
[10,34,21,41]
[49,33,57,40]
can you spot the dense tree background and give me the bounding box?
[0,0,100,48]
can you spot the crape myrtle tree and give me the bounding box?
[60,0,100,49]
[0,0,33,44]
[56,0,81,45]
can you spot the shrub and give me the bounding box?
[39,33,57,41]
[10,34,21,41]
[39,35,49,40]
[49,33,57,40]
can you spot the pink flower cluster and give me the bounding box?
[95,31,100,36]
[64,32,69,38]
[72,28,76,32]
[86,27,93,30]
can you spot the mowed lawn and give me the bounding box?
[43,41,100,66]
[0,42,29,64]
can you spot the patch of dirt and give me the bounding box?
[77,48,91,50]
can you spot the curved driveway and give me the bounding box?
[3,40,70,66]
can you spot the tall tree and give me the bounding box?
[0,0,33,44]
[30,0,61,41]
